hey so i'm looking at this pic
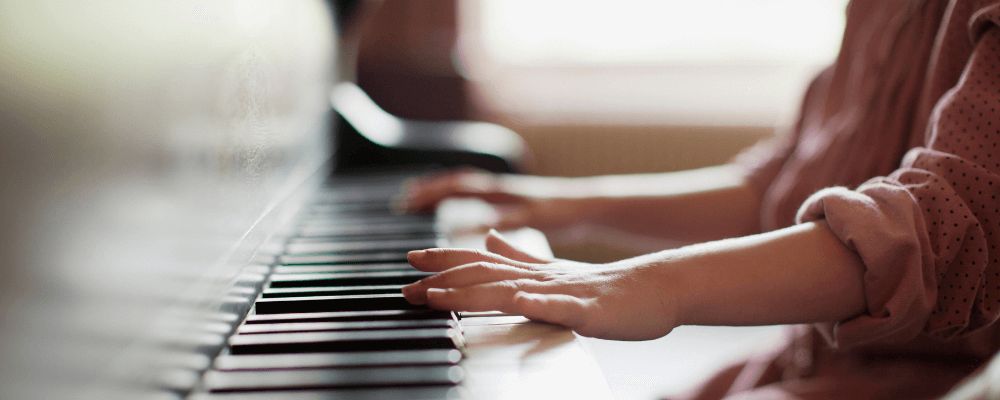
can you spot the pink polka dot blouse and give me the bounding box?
[737,0,1000,353]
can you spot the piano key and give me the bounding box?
[324,169,429,185]
[456,315,531,326]
[297,215,435,228]
[301,217,432,228]
[272,263,414,274]
[236,318,457,334]
[268,271,429,288]
[213,349,462,370]
[310,188,399,204]
[297,223,437,239]
[278,252,410,266]
[204,365,464,392]
[227,328,463,354]
[288,233,443,245]
[297,217,418,227]
[305,206,394,217]
[190,386,459,400]
[262,285,404,298]
[284,238,442,255]
[253,294,418,314]
[243,309,453,324]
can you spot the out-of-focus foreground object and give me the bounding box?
[0,1,336,398]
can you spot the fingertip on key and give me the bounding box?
[401,283,425,304]
[407,250,427,264]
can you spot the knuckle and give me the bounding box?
[498,280,521,293]
[471,261,498,272]
[471,249,496,259]
[509,278,539,292]
[530,270,558,282]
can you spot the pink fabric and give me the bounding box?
[699,0,1000,398]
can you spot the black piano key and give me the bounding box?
[296,223,437,239]
[306,203,394,216]
[253,294,418,314]
[324,170,428,185]
[236,318,457,335]
[310,188,399,204]
[272,263,414,274]
[296,215,435,229]
[190,386,458,400]
[262,285,404,298]
[268,271,429,288]
[204,365,464,392]
[289,233,442,243]
[243,309,452,324]
[278,252,410,266]
[213,349,463,370]
[227,328,463,355]
[284,238,441,255]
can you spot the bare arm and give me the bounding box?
[402,221,865,340]
[577,165,761,244]
[658,220,866,326]
[403,165,760,245]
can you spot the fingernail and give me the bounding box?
[401,283,422,303]
[426,288,447,299]
[401,283,416,296]
[407,250,427,263]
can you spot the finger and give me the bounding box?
[485,229,552,263]
[401,262,538,304]
[513,292,589,330]
[403,171,522,212]
[403,171,470,211]
[424,280,547,312]
[407,247,536,272]
[407,167,479,188]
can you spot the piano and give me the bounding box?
[0,1,610,399]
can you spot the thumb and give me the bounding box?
[485,229,552,264]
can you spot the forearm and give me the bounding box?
[570,165,761,243]
[635,220,867,327]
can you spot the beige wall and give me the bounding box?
[513,123,773,177]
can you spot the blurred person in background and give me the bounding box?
[399,1,1000,398]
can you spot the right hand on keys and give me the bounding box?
[401,230,681,341]
[400,168,591,233]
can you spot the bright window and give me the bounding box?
[473,0,847,67]
[462,1,849,126]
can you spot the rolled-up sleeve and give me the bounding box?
[796,24,1000,347]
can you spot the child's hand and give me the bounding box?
[401,230,680,341]
[399,168,591,232]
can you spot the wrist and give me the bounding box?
[612,254,690,331]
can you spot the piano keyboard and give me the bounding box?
[189,174,471,399]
